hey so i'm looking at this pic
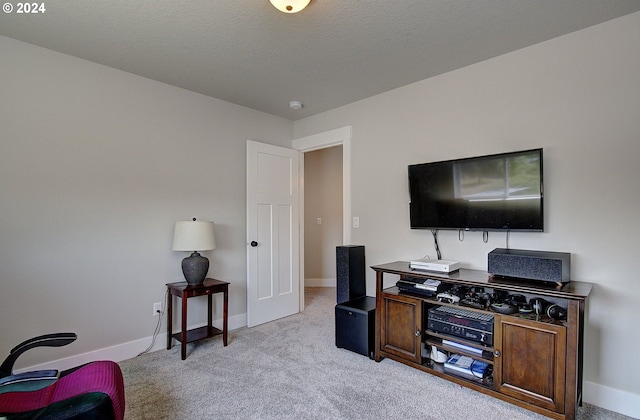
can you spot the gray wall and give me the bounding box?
[293,12,640,417]
[0,35,292,368]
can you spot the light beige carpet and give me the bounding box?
[119,288,631,419]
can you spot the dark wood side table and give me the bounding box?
[166,278,229,360]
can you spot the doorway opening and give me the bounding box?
[293,125,352,310]
[303,145,343,288]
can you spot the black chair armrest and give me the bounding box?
[0,369,60,393]
[0,333,77,378]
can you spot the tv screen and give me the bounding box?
[408,149,543,231]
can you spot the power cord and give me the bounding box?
[431,229,442,260]
[137,289,168,357]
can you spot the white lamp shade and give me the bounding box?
[269,0,311,13]
[172,220,216,252]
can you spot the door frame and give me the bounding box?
[292,125,352,310]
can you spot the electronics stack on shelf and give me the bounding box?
[427,306,494,346]
[428,306,495,385]
[396,277,450,297]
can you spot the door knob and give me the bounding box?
[250,241,258,247]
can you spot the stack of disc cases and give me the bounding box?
[444,354,488,380]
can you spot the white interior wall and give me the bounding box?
[293,12,640,417]
[0,35,292,368]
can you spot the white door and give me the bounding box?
[246,140,300,327]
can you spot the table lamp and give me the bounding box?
[172,218,216,284]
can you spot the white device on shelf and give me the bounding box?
[410,258,460,273]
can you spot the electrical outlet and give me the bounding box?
[153,302,162,316]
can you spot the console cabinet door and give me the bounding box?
[380,293,422,363]
[494,316,566,413]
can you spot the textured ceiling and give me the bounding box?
[1,1,639,120]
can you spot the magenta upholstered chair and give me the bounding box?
[0,333,125,420]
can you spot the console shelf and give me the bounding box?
[373,261,592,420]
[424,336,494,364]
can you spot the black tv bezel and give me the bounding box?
[408,148,544,232]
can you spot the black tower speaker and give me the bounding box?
[488,248,571,285]
[336,245,366,304]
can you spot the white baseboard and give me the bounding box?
[16,313,247,373]
[305,278,335,287]
[583,380,640,418]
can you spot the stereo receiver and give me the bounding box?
[427,306,494,346]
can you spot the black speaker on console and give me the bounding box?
[336,245,366,304]
[488,248,571,285]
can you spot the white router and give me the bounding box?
[410,258,460,273]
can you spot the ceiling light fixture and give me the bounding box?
[269,0,311,13]
[289,100,303,110]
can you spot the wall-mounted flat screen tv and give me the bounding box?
[408,148,543,231]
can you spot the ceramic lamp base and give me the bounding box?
[181,252,209,284]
